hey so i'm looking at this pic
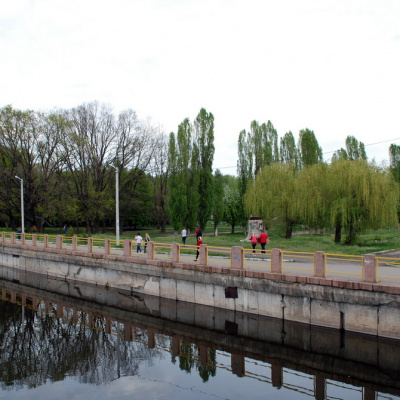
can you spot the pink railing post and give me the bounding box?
[44,234,49,248]
[271,249,282,273]
[11,232,16,244]
[32,234,37,247]
[171,242,180,263]
[198,244,207,265]
[21,233,26,245]
[1,232,4,243]
[124,239,131,257]
[231,246,244,269]
[71,236,77,251]
[363,254,377,283]
[56,235,62,249]
[87,237,93,253]
[105,238,111,255]
[146,242,155,260]
[314,251,326,278]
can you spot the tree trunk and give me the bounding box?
[285,223,293,239]
[334,225,342,243]
[344,220,356,245]
[214,226,218,237]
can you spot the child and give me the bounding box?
[144,233,151,254]
[195,236,203,261]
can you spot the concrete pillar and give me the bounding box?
[21,233,25,245]
[71,236,77,251]
[44,234,49,248]
[171,336,180,357]
[171,242,180,263]
[231,353,245,377]
[105,238,111,255]
[198,244,207,265]
[314,376,326,400]
[363,254,377,283]
[87,237,93,253]
[271,248,282,273]
[73,308,78,324]
[11,232,16,244]
[105,318,112,334]
[124,322,133,341]
[363,387,376,400]
[32,233,37,247]
[314,251,326,278]
[56,235,63,249]
[271,363,283,388]
[231,246,244,270]
[124,239,132,257]
[57,304,63,319]
[147,329,156,349]
[1,231,5,243]
[146,241,155,260]
[198,345,208,366]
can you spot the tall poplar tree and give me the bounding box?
[298,128,323,168]
[194,108,215,230]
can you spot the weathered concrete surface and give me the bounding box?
[1,244,400,339]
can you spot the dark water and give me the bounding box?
[0,268,400,400]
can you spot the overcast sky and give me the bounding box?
[1,0,399,174]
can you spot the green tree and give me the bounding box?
[298,128,323,168]
[244,163,299,238]
[332,135,367,162]
[389,144,400,183]
[223,175,243,234]
[329,159,398,244]
[212,169,225,236]
[280,131,299,168]
[194,108,215,230]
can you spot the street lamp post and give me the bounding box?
[15,176,25,234]
[113,166,120,245]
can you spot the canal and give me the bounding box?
[0,268,399,400]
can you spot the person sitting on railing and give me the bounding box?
[195,236,203,261]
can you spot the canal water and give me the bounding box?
[0,268,399,400]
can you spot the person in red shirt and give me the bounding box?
[195,236,203,261]
[250,233,258,253]
[258,231,269,254]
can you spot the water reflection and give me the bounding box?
[0,267,400,400]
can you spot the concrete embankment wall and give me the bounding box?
[1,243,400,339]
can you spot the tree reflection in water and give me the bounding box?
[0,300,217,390]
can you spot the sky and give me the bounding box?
[1,0,399,175]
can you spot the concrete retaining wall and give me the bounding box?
[1,244,400,339]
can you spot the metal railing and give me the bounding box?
[324,253,364,280]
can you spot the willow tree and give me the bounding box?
[328,159,399,244]
[296,163,331,232]
[244,163,299,238]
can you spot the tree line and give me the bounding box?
[1,103,400,243]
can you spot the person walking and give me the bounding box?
[144,233,151,254]
[17,227,22,240]
[194,236,203,261]
[195,226,203,239]
[181,228,187,245]
[250,233,258,253]
[258,231,269,254]
[135,233,143,253]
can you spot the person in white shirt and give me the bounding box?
[181,228,187,245]
[135,233,143,253]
